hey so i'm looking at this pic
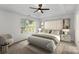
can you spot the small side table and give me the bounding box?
[0,43,9,54]
[61,34,72,42]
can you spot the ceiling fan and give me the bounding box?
[29,4,50,13]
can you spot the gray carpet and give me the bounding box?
[55,41,79,54]
[7,40,79,54]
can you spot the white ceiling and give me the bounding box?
[0,4,77,19]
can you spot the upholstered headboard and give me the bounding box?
[44,20,63,30]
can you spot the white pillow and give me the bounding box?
[51,30,60,35]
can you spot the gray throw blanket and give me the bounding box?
[32,33,59,45]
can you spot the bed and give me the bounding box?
[27,30,61,53]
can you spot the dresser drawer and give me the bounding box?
[61,35,72,42]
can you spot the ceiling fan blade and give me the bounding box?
[41,8,50,10]
[30,4,49,13]
[29,7,38,9]
[41,10,43,13]
[34,9,39,13]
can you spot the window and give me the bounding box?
[21,19,36,33]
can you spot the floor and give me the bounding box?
[55,41,79,54]
[7,40,79,54]
[8,40,50,54]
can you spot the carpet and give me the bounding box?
[7,40,79,54]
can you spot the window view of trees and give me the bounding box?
[21,19,36,33]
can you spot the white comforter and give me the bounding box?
[28,33,60,52]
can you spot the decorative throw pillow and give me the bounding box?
[41,29,49,33]
[51,30,60,35]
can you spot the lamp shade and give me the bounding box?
[62,29,69,32]
[62,29,69,35]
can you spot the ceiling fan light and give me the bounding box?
[38,10,40,12]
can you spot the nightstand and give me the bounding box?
[61,34,72,42]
